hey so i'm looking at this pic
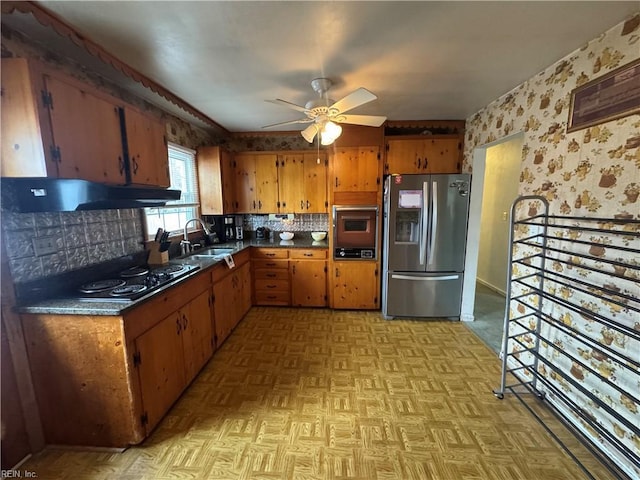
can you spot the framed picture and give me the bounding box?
[567,58,640,133]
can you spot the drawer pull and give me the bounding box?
[266,284,277,289]
[267,295,276,299]
[266,253,276,257]
[266,273,276,278]
[304,253,313,257]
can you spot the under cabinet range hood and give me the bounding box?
[1,178,181,212]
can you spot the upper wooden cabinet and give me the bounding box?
[385,137,462,174]
[234,152,279,213]
[1,58,170,187]
[278,152,327,213]
[197,146,236,214]
[121,106,170,187]
[331,146,381,193]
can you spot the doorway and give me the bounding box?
[460,133,523,354]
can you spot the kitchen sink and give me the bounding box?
[190,254,229,261]
[196,248,235,256]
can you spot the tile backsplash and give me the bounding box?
[243,213,328,235]
[2,209,144,283]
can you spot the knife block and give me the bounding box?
[148,245,169,265]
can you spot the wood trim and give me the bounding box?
[1,1,228,135]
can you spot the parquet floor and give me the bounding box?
[19,308,615,479]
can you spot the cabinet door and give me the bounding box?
[303,152,327,213]
[234,153,257,213]
[135,312,186,432]
[332,146,380,193]
[1,58,51,177]
[45,75,125,184]
[386,139,421,174]
[331,262,379,309]
[180,290,213,383]
[423,138,461,173]
[123,107,170,187]
[291,260,327,307]
[238,262,252,319]
[198,146,236,214]
[255,154,279,212]
[278,154,305,213]
[213,273,236,347]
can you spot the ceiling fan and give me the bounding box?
[263,78,387,145]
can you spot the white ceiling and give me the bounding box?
[4,1,639,134]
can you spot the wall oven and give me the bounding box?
[332,205,379,259]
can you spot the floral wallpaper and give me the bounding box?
[464,14,639,478]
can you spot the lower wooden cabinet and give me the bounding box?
[252,248,328,307]
[331,261,380,310]
[290,249,327,307]
[212,251,252,347]
[19,269,214,447]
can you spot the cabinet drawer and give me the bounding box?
[252,248,288,259]
[254,268,289,280]
[290,249,327,259]
[252,259,288,270]
[254,290,290,305]
[254,279,289,291]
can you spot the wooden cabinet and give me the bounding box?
[278,152,328,213]
[212,251,251,347]
[331,261,380,310]
[385,137,462,174]
[1,57,169,187]
[19,270,214,447]
[197,146,236,214]
[252,248,290,305]
[331,146,381,194]
[122,106,170,187]
[290,249,327,307]
[234,152,279,213]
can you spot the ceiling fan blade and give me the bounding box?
[329,88,377,114]
[335,114,387,127]
[262,118,313,129]
[266,99,309,113]
[301,124,319,143]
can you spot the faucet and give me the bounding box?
[181,218,210,254]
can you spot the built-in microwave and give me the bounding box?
[332,205,379,259]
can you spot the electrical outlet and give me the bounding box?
[32,235,57,256]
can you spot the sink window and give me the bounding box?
[144,143,200,239]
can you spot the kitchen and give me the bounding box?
[1,2,639,479]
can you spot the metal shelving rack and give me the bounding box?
[494,195,640,480]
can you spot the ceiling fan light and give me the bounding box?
[301,124,318,143]
[320,121,342,145]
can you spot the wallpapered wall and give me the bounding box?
[463,14,639,477]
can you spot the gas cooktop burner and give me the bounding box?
[154,264,186,275]
[120,266,150,278]
[79,279,126,294]
[110,284,148,297]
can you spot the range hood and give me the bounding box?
[1,178,181,212]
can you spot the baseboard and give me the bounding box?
[476,278,506,297]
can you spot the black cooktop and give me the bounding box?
[76,263,200,302]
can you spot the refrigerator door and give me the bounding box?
[384,174,429,272]
[426,174,470,272]
[383,272,463,317]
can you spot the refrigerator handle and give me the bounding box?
[428,181,438,264]
[420,181,429,265]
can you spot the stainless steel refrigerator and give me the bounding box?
[382,173,471,318]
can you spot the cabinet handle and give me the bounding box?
[266,253,276,257]
[176,317,181,334]
[266,284,277,289]
[265,262,276,267]
[258,200,262,209]
[266,273,276,278]
[335,268,340,277]
[306,200,310,209]
[267,295,277,299]
[417,158,421,169]
[335,177,339,188]
[118,156,124,174]
[253,200,256,209]
[424,158,428,170]
[292,265,296,274]
[182,314,188,330]
[303,253,313,257]
[300,200,304,210]
[132,157,139,174]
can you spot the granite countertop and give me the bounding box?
[17,238,328,316]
